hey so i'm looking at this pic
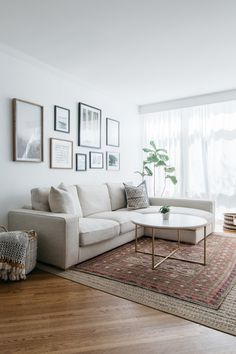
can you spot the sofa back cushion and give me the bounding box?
[106,182,127,211]
[59,183,83,217]
[31,187,50,211]
[76,184,111,217]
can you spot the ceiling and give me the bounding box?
[0,0,236,105]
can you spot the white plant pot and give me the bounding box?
[162,212,170,221]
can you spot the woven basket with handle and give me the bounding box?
[0,225,37,275]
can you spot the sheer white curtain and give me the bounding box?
[142,100,236,220]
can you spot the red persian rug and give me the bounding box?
[75,234,236,309]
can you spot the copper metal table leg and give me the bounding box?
[204,226,207,265]
[152,228,155,270]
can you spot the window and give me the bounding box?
[142,100,236,220]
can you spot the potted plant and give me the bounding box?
[135,140,177,196]
[159,205,170,220]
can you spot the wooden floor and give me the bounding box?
[0,270,235,354]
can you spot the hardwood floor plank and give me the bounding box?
[0,270,235,354]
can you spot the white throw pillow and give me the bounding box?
[31,187,50,211]
[48,186,77,214]
[58,182,83,217]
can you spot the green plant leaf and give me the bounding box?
[144,166,153,176]
[166,175,178,184]
[147,155,159,163]
[149,140,157,150]
[164,167,175,173]
[155,160,166,167]
[143,148,153,153]
[158,154,169,161]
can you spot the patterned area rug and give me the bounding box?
[37,233,236,336]
[75,235,236,309]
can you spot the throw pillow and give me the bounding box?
[31,187,50,211]
[48,186,77,214]
[123,181,149,209]
[58,183,83,217]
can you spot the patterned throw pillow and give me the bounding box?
[123,181,149,209]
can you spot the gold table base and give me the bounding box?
[135,225,207,270]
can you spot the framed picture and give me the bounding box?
[78,102,101,148]
[50,138,73,169]
[106,118,120,147]
[76,153,87,171]
[13,98,43,162]
[89,151,103,169]
[54,105,70,133]
[106,152,120,171]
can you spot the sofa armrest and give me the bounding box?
[149,197,215,214]
[8,209,79,270]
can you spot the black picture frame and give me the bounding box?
[76,153,87,171]
[89,151,104,169]
[106,118,120,147]
[54,105,70,133]
[106,151,120,171]
[13,98,44,162]
[78,102,102,148]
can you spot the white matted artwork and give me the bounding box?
[50,138,73,169]
[107,152,120,171]
[106,118,120,147]
[76,153,87,171]
[13,98,43,162]
[54,106,70,133]
[79,103,101,148]
[89,151,103,169]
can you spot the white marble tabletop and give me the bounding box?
[131,213,207,229]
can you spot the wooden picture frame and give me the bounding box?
[76,153,87,171]
[13,98,44,162]
[89,151,104,169]
[78,102,101,148]
[106,151,120,171]
[106,118,120,147]
[54,105,70,133]
[50,138,73,169]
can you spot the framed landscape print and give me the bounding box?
[89,151,103,169]
[50,138,73,169]
[78,102,101,148]
[76,153,87,171]
[13,98,43,162]
[106,151,120,171]
[54,105,70,133]
[106,118,120,147]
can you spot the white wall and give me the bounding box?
[0,49,141,225]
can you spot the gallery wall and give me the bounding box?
[0,47,141,225]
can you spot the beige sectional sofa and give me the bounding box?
[8,183,215,270]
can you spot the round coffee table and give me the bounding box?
[131,213,208,270]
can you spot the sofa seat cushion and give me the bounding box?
[88,210,140,234]
[79,218,120,246]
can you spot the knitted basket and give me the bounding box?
[0,225,37,275]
